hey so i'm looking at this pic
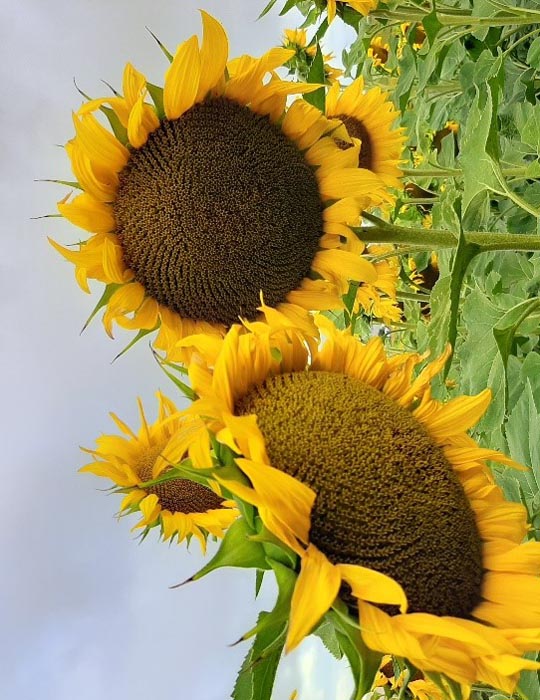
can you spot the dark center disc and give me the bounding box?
[236,371,484,618]
[335,113,374,171]
[137,450,223,514]
[113,98,324,326]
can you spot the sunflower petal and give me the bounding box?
[164,35,201,120]
[286,544,341,652]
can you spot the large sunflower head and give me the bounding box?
[183,318,540,695]
[51,12,391,360]
[80,391,237,551]
[327,77,406,189]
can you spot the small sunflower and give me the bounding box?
[367,36,390,67]
[327,0,379,23]
[354,243,401,324]
[183,318,540,695]
[51,13,390,360]
[327,77,405,189]
[80,391,237,551]
[282,28,316,58]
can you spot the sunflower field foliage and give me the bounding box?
[48,0,540,699]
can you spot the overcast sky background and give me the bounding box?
[2,2,358,699]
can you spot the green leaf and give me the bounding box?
[394,45,416,113]
[304,44,325,111]
[426,196,480,363]
[459,286,515,432]
[328,608,382,700]
[421,10,443,44]
[189,517,270,581]
[257,0,278,19]
[313,618,343,660]
[279,0,299,16]
[460,83,500,219]
[242,559,296,642]
[518,652,540,700]
[493,298,540,388]
[255,569,265,598]
[232,613,286,700]
[527,37,540,70]
[503,381,540,521]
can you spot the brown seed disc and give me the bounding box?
[113,98,324,326]
[335,113,374,171]
[236,371,484,618]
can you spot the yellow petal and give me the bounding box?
[419,390,491,439]
[311,249,377,285]
[235,458,315,545]
[58,193,115,233]
[338,564,407,612]
[127,97,160,148]
[286,544,341,651]
[164,35,201,120]
[483,540,540,575]
[196,11,228,101]
[122,62,147,107]
[358,602,426,660]
[72,111,129,173]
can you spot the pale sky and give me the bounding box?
[2,1,355,698]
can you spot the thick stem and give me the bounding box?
[355,223,540,252]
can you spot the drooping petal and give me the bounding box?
[286,544,341,651]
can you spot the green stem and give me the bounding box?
[402,167,461,178]
[373,9,540,25]
[356,219,540,252]
[439,15,539,26]
[402,166,530,179]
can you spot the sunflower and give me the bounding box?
[282,28,317,58]
[354,243,401,324]
[80,391,237,551]
[51,12,391,360]
[327,0,379,23]
[367,36,390,67]
[327,77,406,189]
[183,318,540,695]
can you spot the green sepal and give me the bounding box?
[215,461,257,530]
[99,105,128,145]
[151,349,197,401]
[36,178,82,189]
[146,27,173,62]
[254,527,297,570]
[189,517,270,582]
[232,612,286,700]
[111,327,157,362]
[146,82,165,120]
[80,282,121,333]
[304,44,325,112]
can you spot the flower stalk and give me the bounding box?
[357,214,540,252]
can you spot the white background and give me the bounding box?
[1,1,356,698]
